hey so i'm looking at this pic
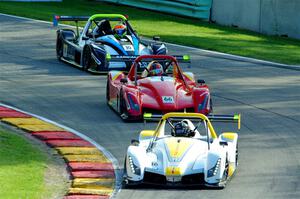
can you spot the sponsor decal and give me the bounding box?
[162,96,174,104]
[123,45,134,51]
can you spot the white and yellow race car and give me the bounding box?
[124,112,241,188]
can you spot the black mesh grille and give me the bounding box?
[181,173,205,184]
[143,171,167,184]
[143,108,195,115]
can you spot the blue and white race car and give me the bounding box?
[54,14,167,73]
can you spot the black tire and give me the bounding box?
[235,143,239,167]
[119,91,129,120]
[123,157,128,177]
[82,47,91,71]
[56,36,63,60]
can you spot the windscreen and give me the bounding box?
[163,118,208,139]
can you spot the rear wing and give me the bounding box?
[143,113,241,129]
[53,15,89,36]
[53,14,128,27]
[53,15,89,27]
[106,54,191,63]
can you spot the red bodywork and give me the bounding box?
[106,55,211,120]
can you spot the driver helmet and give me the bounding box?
[173,120,191,137]
[145,61,164,76]
[113,24,127,39]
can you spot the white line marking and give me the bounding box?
[0,102,121,197]
[167,42,300,68]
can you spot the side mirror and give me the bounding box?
[131,139,140,146]
[153,36,160,41]
[139,130,155,140]
[219,132,237,146]
[82,36,89,41]
[120,78,128,84]
[219,141,228,146]
[197,79,205,84]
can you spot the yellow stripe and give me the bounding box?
[1,118,48,125]
[18,124,64,132]
[165,167,181,176]
[112,71,123,81]
[68,187,113,195]
[165,138,192,158]
[183,72,194,82]
[73,178,115,188]
[63,154,110,163]
[56,147,101,155]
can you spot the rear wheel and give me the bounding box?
[235,143,239,167]
[122,157,129,187]
[119,92,129,120]
[223,159,229,180]
[219,156,229,188]
[82,47,91,71]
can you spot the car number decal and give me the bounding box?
[162,96,174,104]
[123,45,134,51]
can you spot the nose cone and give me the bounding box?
[164,137,194,162]
[140,77,192,111]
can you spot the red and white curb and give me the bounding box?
[0,103,119,199]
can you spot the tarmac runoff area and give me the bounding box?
[0,104,117,199]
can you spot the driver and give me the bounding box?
[172,120,194,137]
[142,61,164,77]
[113,24,127,39]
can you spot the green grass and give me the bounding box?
[0,127,48,199]
[0,0,300,65]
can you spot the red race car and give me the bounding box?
[106,55,212,120]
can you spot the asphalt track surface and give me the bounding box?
[1,14,300,199]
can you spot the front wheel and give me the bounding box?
[119,92,129,121]
[219,157,229,188]
[82,47,91,71]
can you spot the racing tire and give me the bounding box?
[56,37,63,61]
[122,157,141,188]
[82,47,91,71]
[122,157,129,187]
[119,92,129,121]
[220,156,229,188]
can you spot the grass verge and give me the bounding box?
[0,125,66,199]
[0,0,300,65]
